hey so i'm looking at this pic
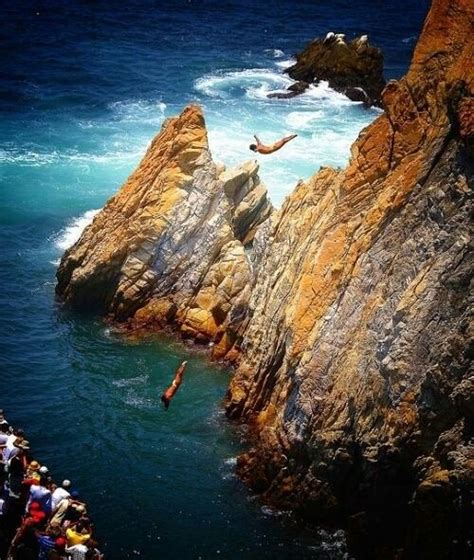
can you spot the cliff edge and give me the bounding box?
[227,0,473,557]
[56,0,473,556]
[56,106,272,359]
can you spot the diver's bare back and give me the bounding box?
[250,134,297,155]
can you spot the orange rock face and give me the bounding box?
[56,0,472,556]
[225,0,473,556]
[56,106,272,355]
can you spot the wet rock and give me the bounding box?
[285,33,385,106]
[267,81,309,99]
[226,0,473,557]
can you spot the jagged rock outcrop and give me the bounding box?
[56,0,472,557]
[56,105,272,357]
[284,33,385,106]
[227,0,473,557]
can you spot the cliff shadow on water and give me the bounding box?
[55,0,473,558]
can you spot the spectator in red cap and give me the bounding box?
[47,536,67,559]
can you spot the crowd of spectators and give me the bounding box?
[0,410,104,559]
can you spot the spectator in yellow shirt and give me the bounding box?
[66,521,91,547]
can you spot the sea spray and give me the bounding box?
[54,209,100,251]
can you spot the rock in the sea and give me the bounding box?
[267,81,309,99]
[285,32,385,106]
[226,0,473,557]
[56,105,272,357]
[56,0,473,557]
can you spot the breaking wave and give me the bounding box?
[108,99,167,123]
[194,68,294,99]
[53,209,101,251]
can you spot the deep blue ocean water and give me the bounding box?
[1,1,430,558]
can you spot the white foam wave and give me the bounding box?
[0,147,144,167]
[195,68,293,99]
[109,99,167,123]
[285,110,323,129]
[402,36,416,44]
[0,148,60,166]
[220,456,238,481]
[261,506,284,517]
[65,150,145,164]
[265,48,285,58]
[298,81,356,106]
[54,209,101,251]
[275,58,295,69]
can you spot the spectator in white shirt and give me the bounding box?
[52,479,72,510]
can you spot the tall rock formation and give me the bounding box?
[56,0,472,557]
[56,105,272,357]
[227,0,473,557]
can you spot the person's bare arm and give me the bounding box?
[254,134,262,146]
[174,360,188,384]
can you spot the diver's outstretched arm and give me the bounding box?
[174,360,188,384]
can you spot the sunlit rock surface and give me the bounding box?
[57,0,473,556]
[56,105,272,356]
[227,0,473,556]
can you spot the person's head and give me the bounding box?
[29,460,40,472]
[29,501,42,513]
[55,537,67,551]
[62,479,71,489]
[39,465,49,476]
[15,439,30,453]
[160,395,170,410]
[249,143,257,152]
[14,428,25,437]
[30,510,46,525]
[75,520,86,533]
[70,490,80,500]
[0,421,8,434]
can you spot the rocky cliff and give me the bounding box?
[227,0,473,557]
[284,33,385,105]
[56,0,472,557]
[56,106,272,358]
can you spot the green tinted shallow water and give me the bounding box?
[0,130,346,560]
[1,292,345,558]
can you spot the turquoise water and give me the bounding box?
[0,1,430,557]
